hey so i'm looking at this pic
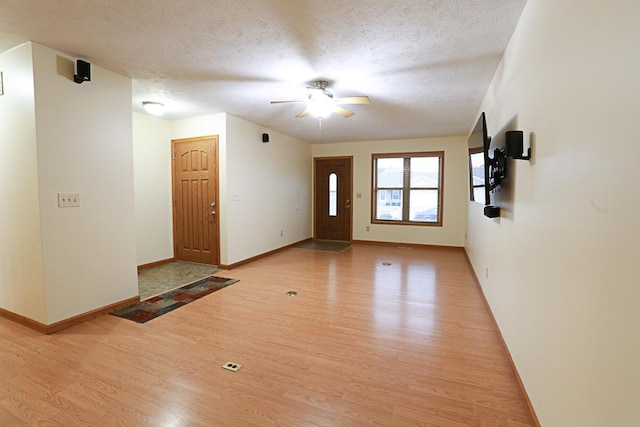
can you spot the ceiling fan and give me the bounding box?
[270,80,371,119]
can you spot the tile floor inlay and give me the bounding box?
[138,261,220,300]
[294,240,351,252]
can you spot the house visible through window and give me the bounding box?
[372,152,444,225]
[468,147,485,204]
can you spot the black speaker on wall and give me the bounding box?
[262,133,270,143]
[505,130,531,160]
[484,205,501,218]
[74,59,91,84]
[505,131,523,157]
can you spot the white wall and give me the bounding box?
[465,1,640,426]
[0,43,47,323]
[132,112,173,265]
[31,43,138,324]
[313,136,468,247]
[171,113,227,141]
[225,115,312,264]
[166,113,312,266]
[134,113,228,266]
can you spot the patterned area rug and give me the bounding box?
[112,276,238,323]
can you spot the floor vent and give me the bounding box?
[222,362,242,372]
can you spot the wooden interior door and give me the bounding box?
[172,136,219,265]
[314,157,352,241]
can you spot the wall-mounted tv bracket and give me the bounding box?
[483,147,506,219]
[487,148,507,189]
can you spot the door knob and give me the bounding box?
[210,201,216,207]
[210,211,216,216]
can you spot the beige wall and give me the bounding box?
[133,112,172,265]
[132,113,312,266]
[225,115,312,264]
[134,113,228,265]
[0,43,47,323]
[32,43,138,323]
[313,136,468,247]
[466,1,640,425]
[0,42,138,325]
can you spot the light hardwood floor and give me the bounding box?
[0,244,535,426]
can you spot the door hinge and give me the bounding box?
[172,152,176,160]
[173,199,177,207]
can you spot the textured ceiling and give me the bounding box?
[0,0,526,143]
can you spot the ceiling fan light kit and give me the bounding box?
[307,92,334,118]
[271,80,370,121]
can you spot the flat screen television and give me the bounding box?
[468,112,506,218]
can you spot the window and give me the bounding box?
[372,151,444,225]
[468,147,485,204]
[328,173,337,216]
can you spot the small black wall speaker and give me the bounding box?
[505,130,523,157]
[74,60,91,84]
[505,130,531,160]
[262,133,270,143]
[484,205,501,218]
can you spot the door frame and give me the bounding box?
[313,156,353,241]
[171,135,220,265]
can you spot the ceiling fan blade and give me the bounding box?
[334,96,371,105]
[332,106,355,118]
[270,100,305,104]
[295,109,310,118]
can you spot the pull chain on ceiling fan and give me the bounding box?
[271,80,371,120]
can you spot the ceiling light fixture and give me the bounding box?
[142,101,164,116]
[307,91,334,119]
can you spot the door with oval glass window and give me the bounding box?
[314,157,352,241]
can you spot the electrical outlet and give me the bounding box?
[366,225,370,232]
[280,230,284,237]
[485,267,489,279]
[58,193,80,208]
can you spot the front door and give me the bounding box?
[172,136,219,265]
[314,157,352,241]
